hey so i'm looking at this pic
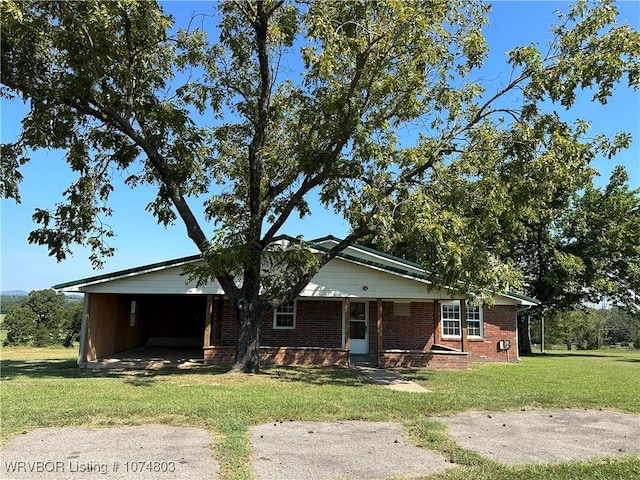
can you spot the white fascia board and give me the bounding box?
[59,257,204,292]
[499,294,538,307]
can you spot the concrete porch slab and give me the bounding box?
[83,347,204,370]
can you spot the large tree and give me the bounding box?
[517,167,640,312]
[3,289,65,346]
[2,0,638,371]
[502,163,640,353]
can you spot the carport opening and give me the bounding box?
[140,295,208,348]
[83,294,212,367]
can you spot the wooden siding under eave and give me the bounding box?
[82,293,144,363]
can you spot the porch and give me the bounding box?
[82,346,204,370]
[82,346,469,370]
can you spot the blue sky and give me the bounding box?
[1,1,638,292]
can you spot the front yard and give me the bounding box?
[1,347,639,479]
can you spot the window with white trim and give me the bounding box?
[273,301,296,329]
[441,303,461,337]
[467,304,483,337]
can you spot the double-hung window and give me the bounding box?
[467,304,483,338]
[441,302,484,338]
[441,303,461,337]
[273,301,296,329]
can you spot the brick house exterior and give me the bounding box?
[55,236,536,369]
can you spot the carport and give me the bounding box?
[78,293,210,366]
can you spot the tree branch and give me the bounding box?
[267,222,372,308]
[260,174,324,246]
[71,98,211,254]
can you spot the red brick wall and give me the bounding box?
[217,299,343,349]
[260,347,349,366]
[213,298,517,364]
[219,299,238,346]
[260,300,343,348]
[203,346,236,365]
[431,304,518,362]
[467,305,518,363]
[380,302,518,363]
[379,350,469,369]
[377,301,435,352]
[203,346,348,366]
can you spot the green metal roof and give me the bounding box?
[52,254,202,290]
[311,235,426,270]
[52,234,540,305]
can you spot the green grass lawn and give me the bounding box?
[1,347,639,479]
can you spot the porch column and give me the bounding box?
[460,299,468,352]
[434,300,440,344]
[214,297,224,345]
[204,295,213,348]
[376,298,383,354]
[344,298,351,351]
[77,293,91,365]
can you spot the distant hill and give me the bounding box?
[1,290,28,296]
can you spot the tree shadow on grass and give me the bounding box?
[520,351,640,363]
[615,357,640,363]
[520,352,616,359]
[392,368,438,384]
[1,358,82,379]
[0,359,370,388]
[0,358,227,383]
[262,365,372,387]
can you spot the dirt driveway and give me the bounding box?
[1,410,639,480]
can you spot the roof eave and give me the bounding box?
[51,254,203,291]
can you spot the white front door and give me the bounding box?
[348,301,369,354]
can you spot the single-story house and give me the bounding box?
[54,235,538,369]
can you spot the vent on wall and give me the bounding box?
[393,302,411,317]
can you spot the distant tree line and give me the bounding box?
[530,308,640,351]
[1,290,82,347]
[0,294,26,314]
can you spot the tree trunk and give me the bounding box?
[230,301,264,373]
[517,313,532,355]
[63,332,74,348]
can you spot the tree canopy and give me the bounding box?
[2,289,82,347]
[518,166,640,317]
[2,0,639,371]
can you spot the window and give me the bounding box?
[273,301,296,329]
[350,302,366,320]
[441,303,460,337]
[129,300,137,327]
[441,302,483,338]
[467,304,483,337]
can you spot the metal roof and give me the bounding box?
[53,234,539,306]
